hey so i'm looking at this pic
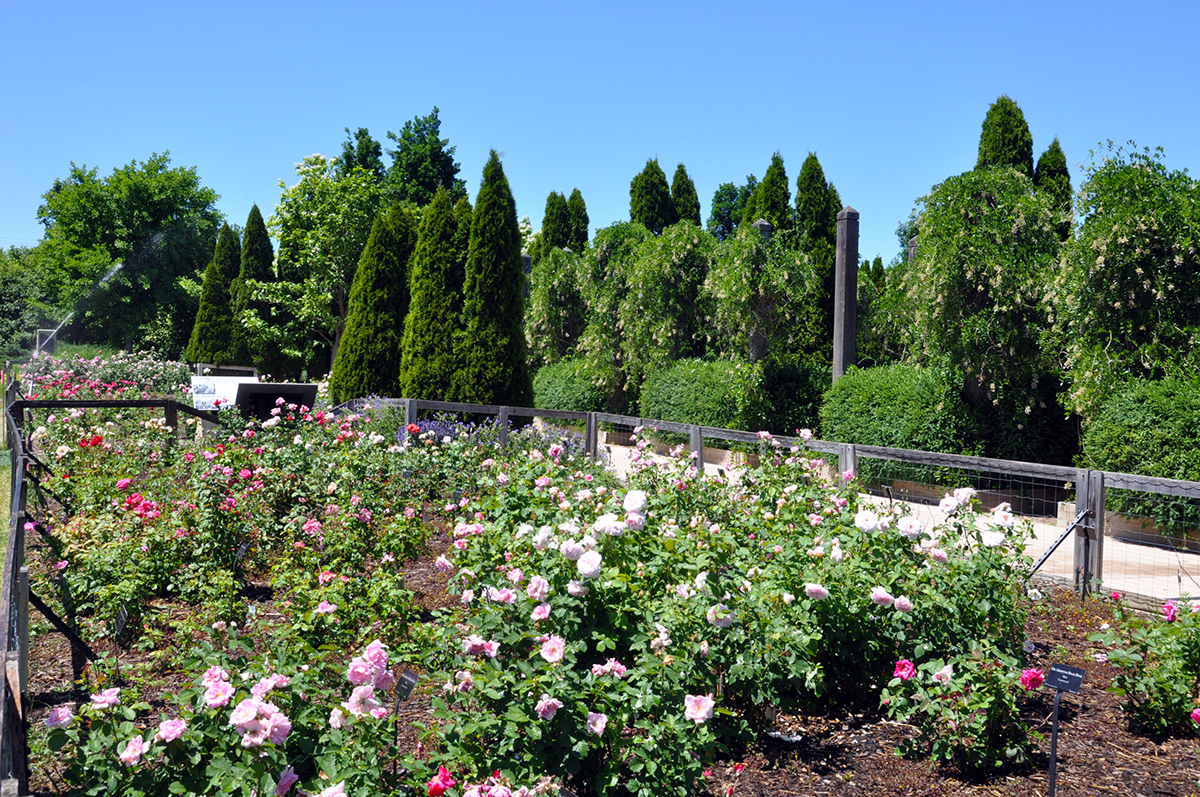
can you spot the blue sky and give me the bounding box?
[3,0,1198,266]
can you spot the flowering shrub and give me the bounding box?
[1090,594,1200,735]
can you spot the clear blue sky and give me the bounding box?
[3,0,1198,266]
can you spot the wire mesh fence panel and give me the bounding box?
[1097,492,1200,607]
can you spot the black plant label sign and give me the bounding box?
[1047,663,1085,694]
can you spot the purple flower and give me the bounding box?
[276,766,300,796]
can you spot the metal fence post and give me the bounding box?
[498,407,509,449]
[689,425,704,465]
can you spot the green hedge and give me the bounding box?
[819,364,978,482]
[532,360,606,413]
[1082,377,1200,535]
[639,359,768,432]
[760,357,830,436]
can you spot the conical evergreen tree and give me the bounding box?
[452,196,474,275]
[567,188,589,251]
[1034,138,1073,240]
[670,164,702,227]
[454,151,532,406]
[542,191,571,249]
[629,159,678,234]
[229,205,275,368]
[328,204,418,404]
[741,153,791,232]
[186,224,241,364]
[976,95,1034,176]
[401,188,464,400]
[794,153,839,247]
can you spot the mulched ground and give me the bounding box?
[25,523,1200,796]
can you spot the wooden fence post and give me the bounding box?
[1074,469,1105,597]
[833,207,860,380]
[498,407,509,449]
[838,444,857,480]
[689,425,704,465]
[585,413,598,460]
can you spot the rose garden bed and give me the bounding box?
[12,354,1200,796]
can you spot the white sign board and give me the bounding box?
[191,375,258,411]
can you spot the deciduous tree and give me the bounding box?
[385,107,466,206]
[337,127,385,181]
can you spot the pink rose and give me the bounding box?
[535,694,563,719]
[804,584,829,600]
[317,782,347,797]
[434,555,453,573]
[683,693,715,724]
[1192,707,1200,725]
[932,664,954,684]
[507,568,524,584]
[894,596,914,613]
[706,603,734,628]
[893,659,916,681]
[315,600,337,614]
[577,550,603,579]
[276,765,300,796]
[348,657,376,685]
[427,766,457,796]
[526,575,550,601]
[1163,600,1178,622]
[585,711,608,735]
[1020,668,1045,691]
[531,602,551,621]
[201,665,229,686]
[118,734,145,766]
[540,635,566,664]
[205,680,235,708]
[870,587,894,607]
[488,587,517,604]
[158,718,187,742]
[929,548,949,563]
[90,687,121,710]
[116,478,132,490]
[45,706,74,728]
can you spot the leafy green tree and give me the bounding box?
[0,246,53,360]
[186,225,242,364]
[902,166,1067,461]
[401,188,466,400]
[794,153,840,247]
[706,176,756,241]
[525,247,586,368]
[670,164,702,227]
[566,188,589,251]
[454,151,532,406]
[337,127,385,181]
[577,222,654,412]
[976,95,1034,176]
[741,153,791,232]
[35,152,221,353]
[1034,138,1073,240]
[263,154,387,373]
[229,205,276,369]
[620,222,714,392]
[385,107,466,206]
[705,223,815,363]
[629,159,678,234]
[1048,143,1200,417]
[329,204,419,403]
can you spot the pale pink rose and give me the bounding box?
[317,781,347,797]
[45,706,74,728]
[535,694,563,719]
[461,589,475,604]
[559,539,585,561]
[488,587,517,604]
[540,635,566,663]
[497,473,509,486]
[854,510,882,532]
[706,603,734,628]
[342,684,382,718]
[435,555,454,573]
[118,734,145,766]
[276,765,300,796]
[526,575,550,601]
[933,664,954,684]
[683,693,715,723]
[894,596,914,613]
[90,687,121,710]
[952,487,976,505]
[229,698,263,732]
[896,516,923,540]
[929,548,949,563]
[805,584,829,600]
[315,600,337,614]
[329,707,346,728]
[593,514,627,536]
[981,531,1006,548]
[531,602,551,621]
[482,641,500,658]
[585,711,608,735]
[567,580,589,597]
[799,429,813,441]
[158,718,187,742]
[577,550,603,579]
[204,680,235,708]
[462,635,487,655]
[938,496,960,513]
[625,512,647,531]
[870,587,894,607]
[348,657,375,685]
[363,639,389,670]
[266,712,292,744]
[992,508,1015,528]
[507,568,524,584]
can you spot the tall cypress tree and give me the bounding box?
[742,153,791,232]
[976,95,1034,176]
[670,164,702,227]
[794,153,839,247]
[401,188,464,400]
[186,224,241,364]
[566,188,589,251]
[1034,138,1073,240]
[230,205,275,368]
[454,151,531,406]
[452,196,474,275]
[629,159,678,234]
[329,204,418,404]
[542,191,571,249]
